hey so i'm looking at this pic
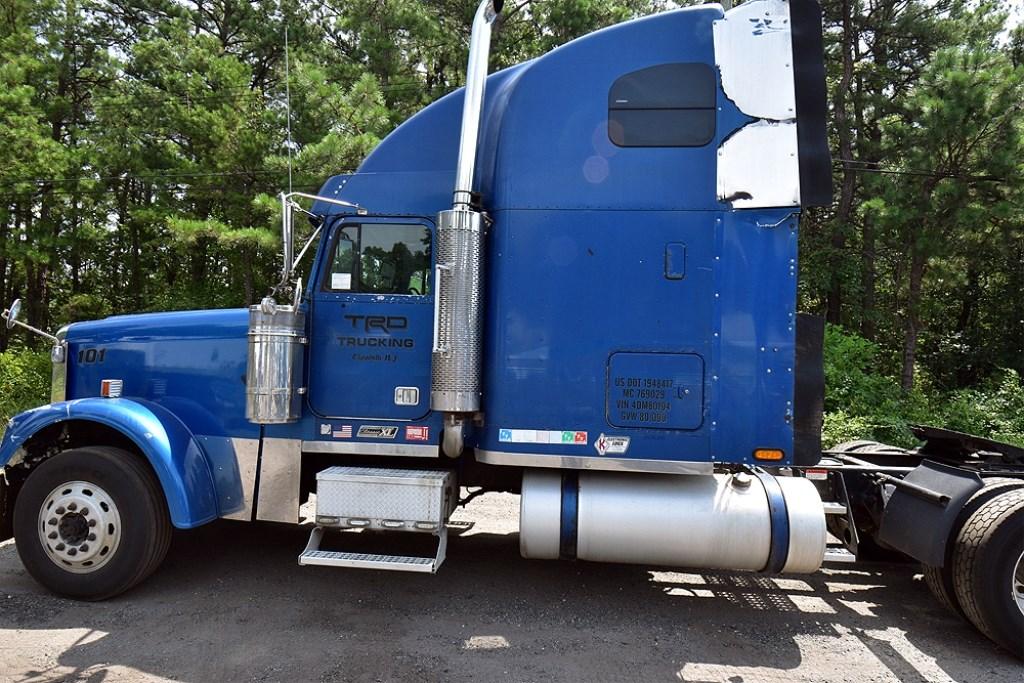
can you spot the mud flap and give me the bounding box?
[877,460,983,566]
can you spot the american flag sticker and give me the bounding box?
[406,425,429,441]
[333,425,353,439]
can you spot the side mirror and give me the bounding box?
[5,298,21,330]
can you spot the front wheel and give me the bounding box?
[13,446,172,600]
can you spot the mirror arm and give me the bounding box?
[1,311,59,345]
[277,191,367,292]
[290,223,323,273]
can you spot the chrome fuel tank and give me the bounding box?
[520,469,825,573]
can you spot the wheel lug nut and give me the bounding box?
[48,518,58,526]
[79,544,89,552]
[67,503,77,511]
[88,519,97,527]
[80,508,89,516]
[87,534,96,541]
[55,507,65,515]
[67,548,77,556]
[55,543,65,551]
[48,532,58,540]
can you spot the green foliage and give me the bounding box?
[822,325,1024,449]
[0,349,51,431]
[60,294,111,324]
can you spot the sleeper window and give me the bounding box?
[608,63,716,147]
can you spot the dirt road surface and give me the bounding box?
[0,492,1020,682]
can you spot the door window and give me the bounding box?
[325,223,431,295]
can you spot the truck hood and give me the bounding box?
[66,308,250,345]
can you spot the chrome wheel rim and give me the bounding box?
[1014,551,1024,618]
[37,480,122,574]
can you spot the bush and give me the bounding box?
[0,348,51,433]
[822,325,1024,449]
[822,325,926,447]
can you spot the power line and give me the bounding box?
[836,159,1013,182]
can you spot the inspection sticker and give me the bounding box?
[498,429,588,445]
[405,425,429,441]
[594,434,630,456]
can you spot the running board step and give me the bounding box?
[299,527,447,573]
[822,546,857,563]
[298,467,455,573]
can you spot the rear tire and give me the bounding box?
[922,477,1024,616]
[12,446,172,600]
[951,489,1024,659]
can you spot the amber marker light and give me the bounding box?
[754,448,784,461]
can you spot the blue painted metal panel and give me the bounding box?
[0,398,219,528]
[710,209,798,464]
[477,209,715,460]
[196,435,250,518]
[67,308,256,439]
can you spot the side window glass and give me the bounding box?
[328,228,356,291]
[608,63,716,147]
[325,223,431,295]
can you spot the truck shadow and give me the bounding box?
[0,515,1018,683]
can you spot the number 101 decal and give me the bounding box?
[77,348,107,364]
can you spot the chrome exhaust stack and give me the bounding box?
[432,0,503,453]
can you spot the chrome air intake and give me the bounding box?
[430,0,503,415]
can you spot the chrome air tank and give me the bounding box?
[520,469,825,573]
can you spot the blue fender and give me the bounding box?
[0,398,219,529]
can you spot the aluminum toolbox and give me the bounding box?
[314,466,454,532]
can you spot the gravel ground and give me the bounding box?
[0,492,1020,682]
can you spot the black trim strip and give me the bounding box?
[559,471,579,560]
[791,0,833,207]
[752,467,791,573]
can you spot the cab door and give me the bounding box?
[307,217,433,420]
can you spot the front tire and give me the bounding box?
[13,447,172,600]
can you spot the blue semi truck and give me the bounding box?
[0,0,1021,659]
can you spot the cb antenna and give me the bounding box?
[284,24,294,194]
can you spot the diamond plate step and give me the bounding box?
[298,526,447,573]
[300,549,436,572]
